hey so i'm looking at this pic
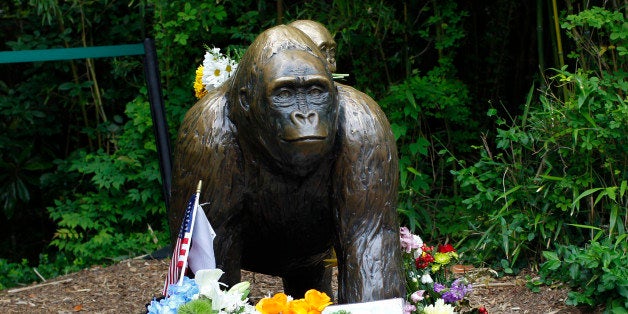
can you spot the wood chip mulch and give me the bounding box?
[0,258,592,313]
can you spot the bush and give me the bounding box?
[539,232,628,312]
[446,9,627,314]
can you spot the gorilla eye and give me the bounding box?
[307,85,329,104]
[278,88,293,98]
[271,87,296,107]
[309,86,323,96]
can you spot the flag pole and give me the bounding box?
[176,180,203,285]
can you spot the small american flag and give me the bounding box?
[162,181,202,296]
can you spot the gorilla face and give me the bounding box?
[250,49,339,175]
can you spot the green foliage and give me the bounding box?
[452,68,627,266]
[0,0,266,280]
[0,258,36,290]
[447,6,627,276]
[1,0,150,263]
[562,6,627,74]
[538,232,628,312]
[46,94,169,265]
[0,254,80,290]
[376,1,475,240]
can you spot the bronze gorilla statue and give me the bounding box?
[168,23,404,303]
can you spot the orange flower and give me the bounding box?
[256,290,332,314]
[256,292,289,314]
[304,289,332,311]
[287,298,311,314]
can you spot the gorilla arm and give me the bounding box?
[332,85,405,303]
[168,86,245,282]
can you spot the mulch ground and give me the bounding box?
[0,257,592,313]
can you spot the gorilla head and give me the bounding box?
[289,20,337,73]
[228,25,339,176]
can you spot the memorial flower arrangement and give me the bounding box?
[148,269,333,314]
[399,227,480,314]
[147,269,257,314]
[193,47,239,99]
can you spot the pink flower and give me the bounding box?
[411,290,426,303]
[403,302,417,314]
[400,227,422,253]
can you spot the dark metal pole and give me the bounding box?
[143,38,172,211]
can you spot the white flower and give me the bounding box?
[412,234,424,258]
[422,298,456,314]
[421,272,433,284]
[195,268,224,296]
[202,47,238,91]
[195,268,255,313]
[228,281,251,295]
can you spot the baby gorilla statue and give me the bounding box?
[168,23,404,304]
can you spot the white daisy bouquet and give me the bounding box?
[193,47,239,99]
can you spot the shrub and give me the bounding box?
[539,232,628,312]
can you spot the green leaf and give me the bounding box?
[58,82,75,91]
[572,188,603,207]
[542,250,560,262]
[565,224,603,231]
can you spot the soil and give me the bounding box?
[0,257,591,314]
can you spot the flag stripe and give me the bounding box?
[162,191,198,296]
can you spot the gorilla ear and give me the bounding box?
[239,87,250,111]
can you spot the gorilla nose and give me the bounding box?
[291,110,319,127]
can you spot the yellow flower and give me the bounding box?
[193,65,208,99]
[287,298,311,314]
[304,289,332,311]
[255,290,331,314]
[432,263,442,273]
[434,252,452,265]
[255,292,289,314]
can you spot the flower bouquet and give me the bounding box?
[148,268,334,314]
[193,47,239,99]
[399,227,487,314]
[147,269,257,314]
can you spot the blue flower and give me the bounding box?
[147,277,200,313]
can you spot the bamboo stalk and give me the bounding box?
[551,0,569,100]
[551,0,565,69]
[536,0,546,77]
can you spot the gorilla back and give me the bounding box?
[169,24,404,303]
